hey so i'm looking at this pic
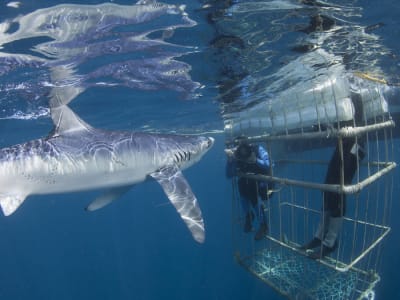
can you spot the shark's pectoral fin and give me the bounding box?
[85,185,133,212]
[150,165,205,243]
[0,194,27,216]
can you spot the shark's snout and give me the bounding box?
[199,136,214,154]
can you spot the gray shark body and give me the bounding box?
[0,105,213,242]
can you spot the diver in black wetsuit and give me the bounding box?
[300,94,365,259]
[300,137,365,259]
[226,141,274,240]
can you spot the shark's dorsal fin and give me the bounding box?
[49,66,84,108]
[50,105,92,136]
[48,65,88,136]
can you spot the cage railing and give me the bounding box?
[264,201,391,272]
[239,160,396,195]
[234,119,395,143]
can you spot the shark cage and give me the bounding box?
[224,50,396,300]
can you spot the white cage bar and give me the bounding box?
[229,103,395,299]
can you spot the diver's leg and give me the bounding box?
[242,196,254,232]
[255,200,268,240]
[322,216,343,248]
[238,178,254,232]
[308,138,361,258]
[309,216,342,259]
[315,210,330,241]
[299,211,329,250]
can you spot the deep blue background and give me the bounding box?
[0,0,399,300]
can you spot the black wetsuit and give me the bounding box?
[323,93,365,217]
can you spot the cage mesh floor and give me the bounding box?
[237,246,379,299]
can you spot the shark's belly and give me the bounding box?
[0,154,155,195]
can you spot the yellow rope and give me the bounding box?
[353,71,388,85]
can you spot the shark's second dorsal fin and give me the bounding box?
[50,105,92,136]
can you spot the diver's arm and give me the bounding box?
[256,145,270,169]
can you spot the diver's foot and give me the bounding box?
[254,222,268,240]
[244,212,254,233]
[308,242,337,260]
[298,237,321,250]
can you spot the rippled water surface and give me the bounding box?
[0,0,399,299]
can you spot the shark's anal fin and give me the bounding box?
[0,194,27,216]
[85,185,133,212]
[150,165,205,243]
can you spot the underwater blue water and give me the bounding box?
[0,0,398,299]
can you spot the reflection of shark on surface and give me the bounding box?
[0,104,214,243]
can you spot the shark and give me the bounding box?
[0,105,214,243]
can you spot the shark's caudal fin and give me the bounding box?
[0,194,27,216]
[150,164,205,243]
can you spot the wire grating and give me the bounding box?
[237,245,379,300]
[227,68,395,299]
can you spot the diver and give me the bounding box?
[226,140,274,240]
[300,93,365,259]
